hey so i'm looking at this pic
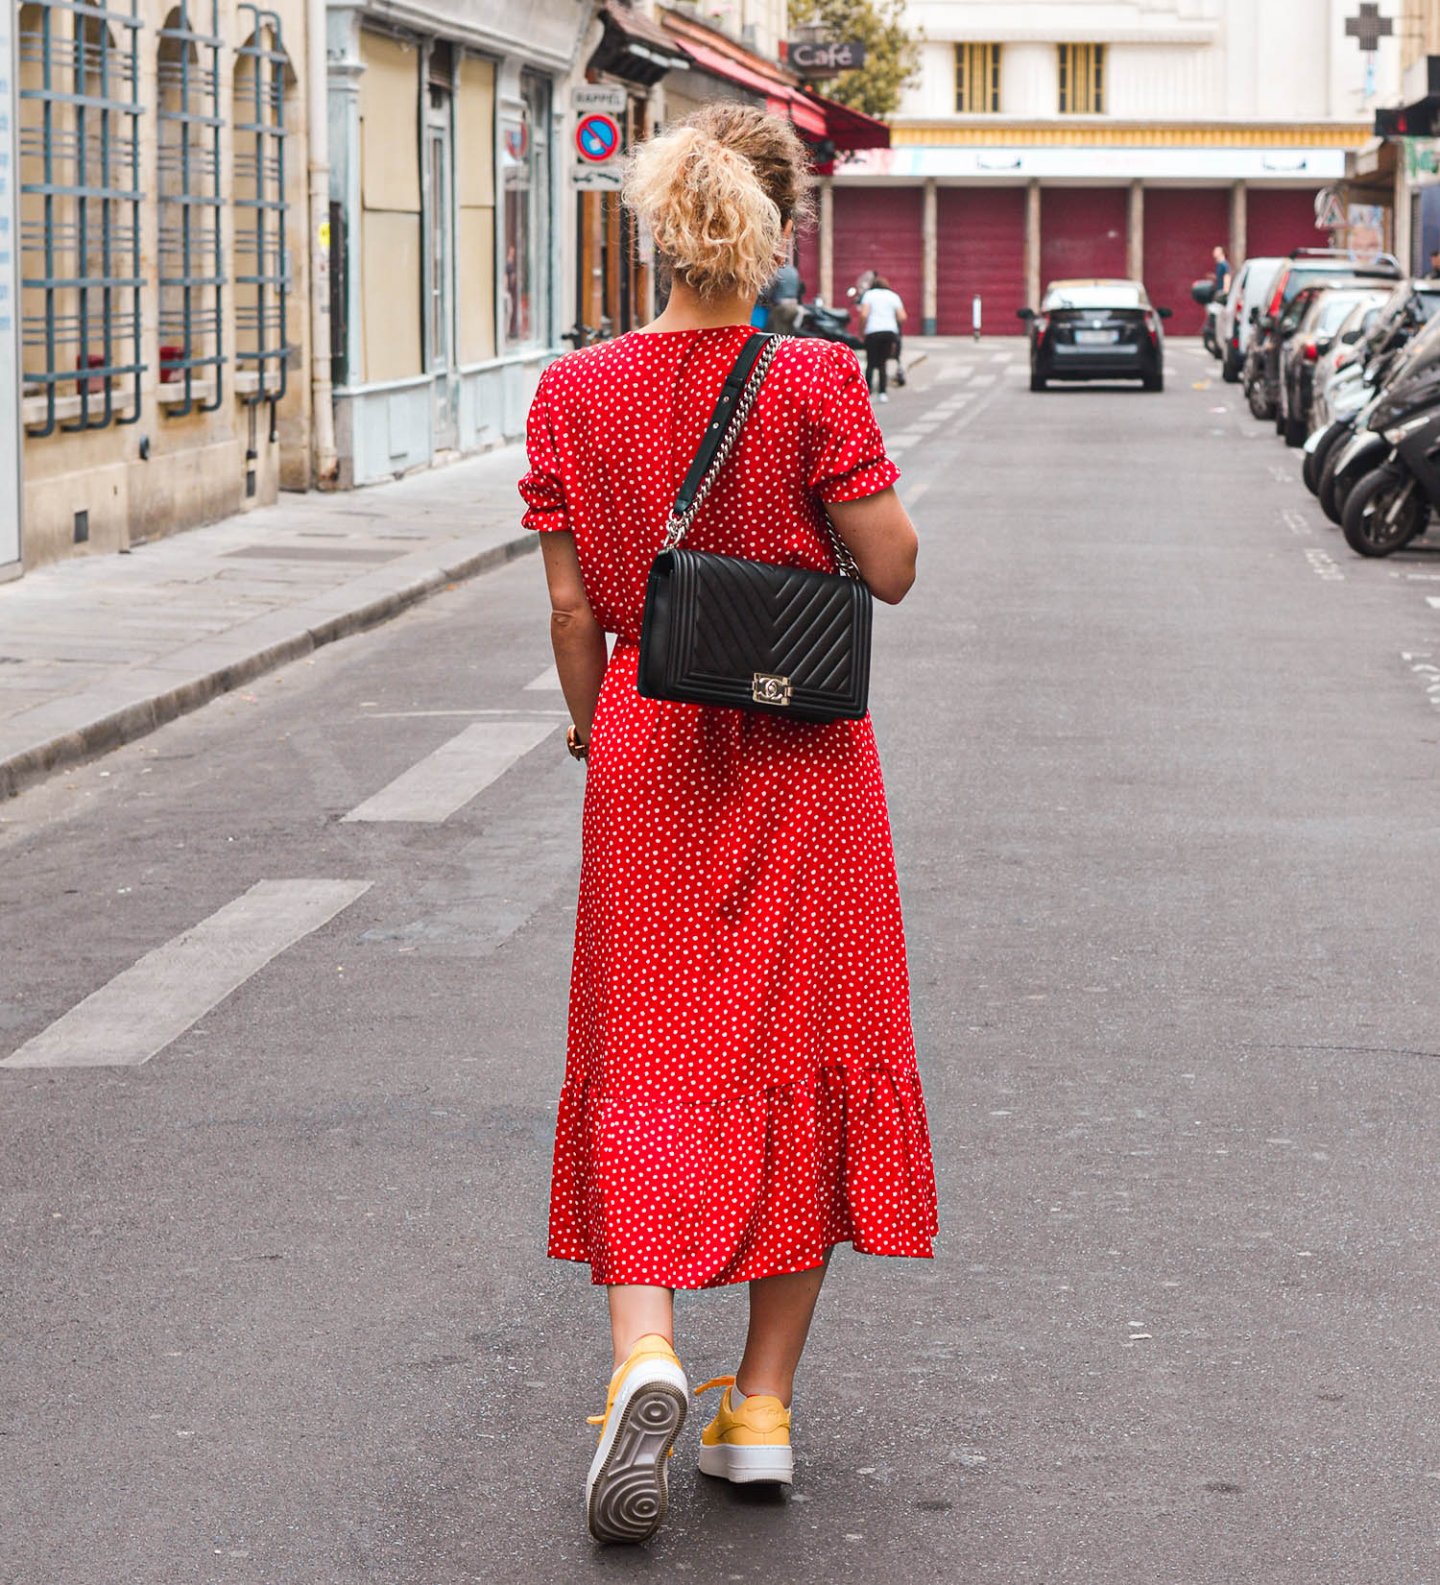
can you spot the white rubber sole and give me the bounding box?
[585,1358,689,1544]
[697,1440,794,1485]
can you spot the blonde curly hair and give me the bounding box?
[623,104,815,301]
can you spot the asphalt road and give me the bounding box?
[3,339,1438,1585]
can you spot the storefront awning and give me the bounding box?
[591,4,692,88]
[806,94,891,153]
[675,36,825,138]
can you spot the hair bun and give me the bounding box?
[624,106,812,300]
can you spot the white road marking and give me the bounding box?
[970,373,998,387]
[1,880,371,1069]
[1425,597,1440,610]
[989,351,1010,363]
[1282,509,1312,537]
[1305,548,1344,581]
[342,719,558,822]
[936,366,972,383]
[524,664,561,691]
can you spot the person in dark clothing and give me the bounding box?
[1212,245,1232,296]
[766,259,804,335]
[858,274,906,400]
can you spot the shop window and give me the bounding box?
[18,0,144,436]
[233,6,292,404]
[503,72,551,349]
[456,53,496,365]
[157,2,224,415]
[954,43,1001,114]
[1058,43,1105,115]
[357,29,422,383]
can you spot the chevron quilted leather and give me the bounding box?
[638,549,872,723]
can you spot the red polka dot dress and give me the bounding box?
[519,326,938,1289]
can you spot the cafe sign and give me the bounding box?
[787,39,866,77]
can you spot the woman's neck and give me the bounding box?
[640,280,755,333]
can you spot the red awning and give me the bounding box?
[807,93,890,151]
[678,36,829,140]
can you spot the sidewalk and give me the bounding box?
[0,445,533,799]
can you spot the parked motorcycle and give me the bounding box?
[1341,407,1440,556]
[1321,316,1440,532]
[793,298,863,351]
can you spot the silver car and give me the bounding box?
[1217,256,1284,384]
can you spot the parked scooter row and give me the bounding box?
[1200,247,1440,558]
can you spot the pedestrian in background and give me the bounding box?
[765,255,804,335]
[519,103,937,1547]
[1212,244,1232,296]
[859,274,906,401]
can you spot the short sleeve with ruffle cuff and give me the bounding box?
[518,368,571,532]
[808,342,901,504]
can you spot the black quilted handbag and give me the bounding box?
[638,333,873,723]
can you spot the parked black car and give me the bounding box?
[1018,279,1172,392]
[1243,249,1402,419]
[1276,284,1391,446]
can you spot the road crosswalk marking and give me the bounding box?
[342,719,558,822]
[1,879,371,1069]
[524,664,561,691]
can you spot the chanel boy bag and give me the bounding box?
[637,333,873,724]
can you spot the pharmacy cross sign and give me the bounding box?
[1345,3,1393,51]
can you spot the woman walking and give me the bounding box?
[859,274,907,401]
[518,105,938,1546]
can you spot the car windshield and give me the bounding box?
[1314,292,1384,334]
[1043,285,1143,310]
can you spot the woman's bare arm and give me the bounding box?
[827,487,918,605]
[540,532,608,741]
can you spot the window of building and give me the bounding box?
[503,72,551,349]
[456,54,496,365]
[1057,43,1105,114]
[357,29,422,383]
[18,0,144,436]
[233,7,293,403]
[954,43,1001,114]
[157,2,224,415]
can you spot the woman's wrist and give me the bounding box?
[566,724,589,761]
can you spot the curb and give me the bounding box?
[0,531,538,803]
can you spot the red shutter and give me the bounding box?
[831,186,924,328]
[1040,188,1128,286]
[937,187,1028,335]
[1143,187,1231,334]
[1246,188,1325,261]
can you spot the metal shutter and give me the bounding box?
[1144,187,1231,334]
[1246,189,1324,261]
[832,186,924,326]
[1040,188,1127,288]
[937,186,1027,335]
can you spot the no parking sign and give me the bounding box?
[572,85,627,191]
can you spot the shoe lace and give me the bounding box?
[692,1375,736,1397]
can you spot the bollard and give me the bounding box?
[972,294,982,342]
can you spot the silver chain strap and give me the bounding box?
[659,339,863,584]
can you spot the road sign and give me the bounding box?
[572,85,626,191]
[1315,188,1347,230]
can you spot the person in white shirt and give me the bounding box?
[858,276,906,401]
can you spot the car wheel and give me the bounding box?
[1221,349,1241,384]
[1030,368,1047,392]
[1284,412,1307,448]
[1342,464,1430,557]
[1247,379,1274,421]
[1142,371,1164,392]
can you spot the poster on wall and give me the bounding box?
[0,3,21,573]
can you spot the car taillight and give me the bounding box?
[1267,276,1286,317]
[1303,339,1319,362]
[1034,314,1050,341]
[1144,312,1159,343]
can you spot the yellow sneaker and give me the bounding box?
[694,1375,794,1485]
[585,1334,688,1544]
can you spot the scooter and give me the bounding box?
[1341,401,1440,556]
[794,298,864,351]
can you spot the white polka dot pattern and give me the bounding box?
[519,327,938,1290]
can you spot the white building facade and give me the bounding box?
[818,0,1401,334]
